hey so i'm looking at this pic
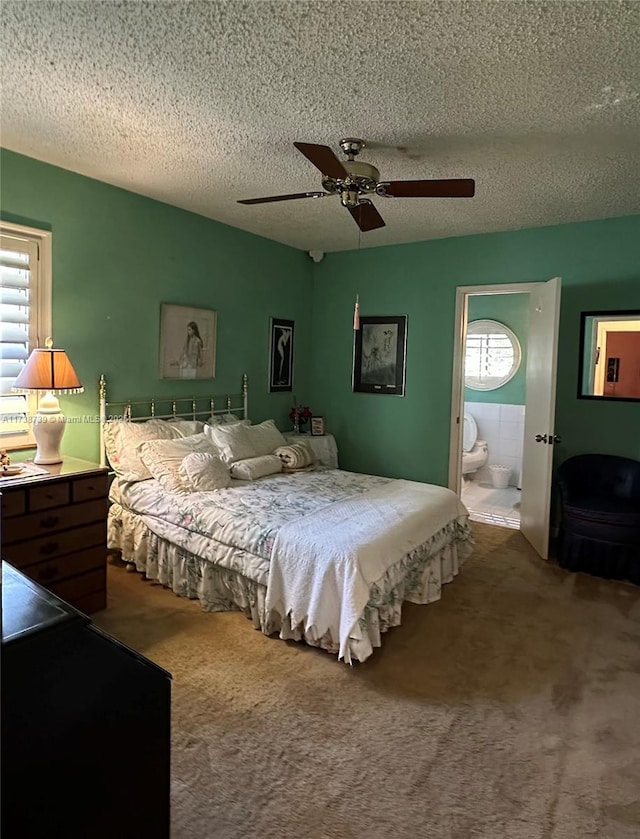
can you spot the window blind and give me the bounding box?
[0,234,39,439]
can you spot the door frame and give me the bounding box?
[448,282,540,494]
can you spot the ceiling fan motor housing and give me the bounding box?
[322,160,381,206]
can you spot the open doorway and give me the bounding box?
[448,279,562,558]
[460,299,528,529]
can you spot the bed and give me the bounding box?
[102,375,474,663]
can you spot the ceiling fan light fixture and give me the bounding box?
[341,189,360,208]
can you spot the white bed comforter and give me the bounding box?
[115,469,395,586]
[114,470,470,662]
[266,479,467,662]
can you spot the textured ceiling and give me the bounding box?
[1,1,639,252]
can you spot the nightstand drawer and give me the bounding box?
[1,489,26,518]
[5,522,106,569]
[27,547,106,588]
[2,498,107,545]
[29,481,71,511]
[72,474,108,503]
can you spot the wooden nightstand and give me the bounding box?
[0,457,109,613]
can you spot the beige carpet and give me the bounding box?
[95,524,640,839]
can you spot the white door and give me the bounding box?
[520,277,562,558]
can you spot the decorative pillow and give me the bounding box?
[207,419,287,464]
[103,419,181,481]
[168,419,205,437]
[230,455,283,481]
[137,433,220,493]
[102,421,122,470]
[179,452,231,492]
[274,442,315,470]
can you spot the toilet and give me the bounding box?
[461,413,488,477]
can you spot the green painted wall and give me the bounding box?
[3,148,638,483]
[311,215,640,484]
[464,293,529,405]
[0,149,312,462]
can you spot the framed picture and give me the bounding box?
[311,416,325,436]
[159,303,217,379]
[269,317,294,392]
[353,315,407,396]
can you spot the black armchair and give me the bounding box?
[557,454,640,584]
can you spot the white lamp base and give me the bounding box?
[33,403,66,465]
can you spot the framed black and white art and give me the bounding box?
[353,315,407,396]
[269,317,294,392]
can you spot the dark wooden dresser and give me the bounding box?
[1,562,171,839]
[0,457,108,612]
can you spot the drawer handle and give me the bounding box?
[38,565,59,582]
[40,541,59,556]
[40,515,60,529]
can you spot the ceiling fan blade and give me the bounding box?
[293,142,349,180]
[348,199,386,232]
[238,191,328,205]
[376,179,475,198]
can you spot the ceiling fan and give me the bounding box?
[237,138,475,232]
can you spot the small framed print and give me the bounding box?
[311,416,325,436]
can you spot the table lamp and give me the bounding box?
[12,338,84,464]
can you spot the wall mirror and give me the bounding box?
[465,319,522,391]
[578,309,640,401]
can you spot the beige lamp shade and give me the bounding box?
[12,347,84,393]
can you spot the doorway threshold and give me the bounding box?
[461,482,521,530]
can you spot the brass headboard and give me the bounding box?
[98,373,249,468]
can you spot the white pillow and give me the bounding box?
[203,419,251,449]
[179,452,231,491]
[103,419,181,481]
[206,414,250,427]
[137,433,220,492]
[207,419,287,464]
[168,419,205,437]
[230,455,283,481]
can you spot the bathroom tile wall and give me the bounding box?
[465,402,525,486]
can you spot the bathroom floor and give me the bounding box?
[461,480,521,529]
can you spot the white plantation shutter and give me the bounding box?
[465,321,521,391]
[465,333,515,381]
[0,226,52,446]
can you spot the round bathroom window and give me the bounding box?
[465,319,522,391]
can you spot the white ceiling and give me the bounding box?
[1,1,639,252]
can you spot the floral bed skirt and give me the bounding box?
[109,504,474,663]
